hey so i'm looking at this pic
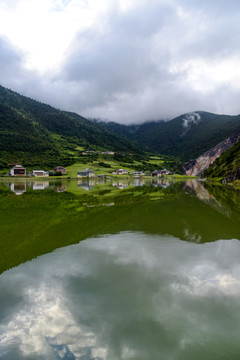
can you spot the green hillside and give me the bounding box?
[100,111,240,161]
[0,85,141,168]
[0,103,69,168]
[1,83,240,172]
[204,139,240,180]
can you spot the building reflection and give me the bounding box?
[10,182,26,195]
[133,178,145,187]
[151,178,173,188]
[78,179,95,191]
[54,184,66,193]
[32,181,49,190]
[112,180,129,189]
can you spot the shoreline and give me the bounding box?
[0,174,197,181]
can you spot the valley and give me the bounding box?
[0,84,240,185]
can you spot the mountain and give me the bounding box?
[1,83,240,172]
[0,85,140,168]
[203,138,240,181]
[99,111,240,161]
[182,132,240,176]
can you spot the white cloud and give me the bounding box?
[1,0,240,122]
[1,234,240,358]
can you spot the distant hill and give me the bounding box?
[0,85,140,168]
[99,111,240,161]
[204,138,240,181]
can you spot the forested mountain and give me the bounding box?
[0,103,62,167]
[1,83,240,172]
[99,111,240,161]
[204,138,240,180]
[0,85,140,168]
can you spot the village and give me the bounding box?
[8,164,174,178]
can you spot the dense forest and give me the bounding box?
[0,85,141,168]
[98,111,240,161]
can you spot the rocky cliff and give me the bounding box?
[183,132,240,176]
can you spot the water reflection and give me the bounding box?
[1,232,240,359]
[78,179,95,191]
[32,181,49,190]
[0,178,205,195]
[54,184,66,193]
[10,182,26,195]
[112,180,129,189]
[184,180,230,216]
[151,178,173,188]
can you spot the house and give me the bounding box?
[77,168,95,178]
[54,166,66,174]
[132,171,145,177]
[151,170,162,177]
[113,169,128,175]
[151,169,173,177]
[10,165,26,176]
[160,169,172,175]
[32,170,49,177]
[101,151,115,155]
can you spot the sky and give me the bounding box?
[0,0,240,124]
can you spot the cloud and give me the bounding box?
[1,233,240,359]
[1,0,240,123]
[0,37,24,79]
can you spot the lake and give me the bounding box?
[0,178,240,359]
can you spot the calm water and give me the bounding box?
[0,179,240,359]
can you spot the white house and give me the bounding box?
[77,168,95,178]
[10,165,26,176]
[32,170,49,177]
[113,169,128,175]
[132,171,145,177]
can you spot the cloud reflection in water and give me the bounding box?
[0,232,240,359]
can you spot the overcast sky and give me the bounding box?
[0,0,240,124]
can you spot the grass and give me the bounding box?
[65,157,138,178]
[0,153,195,180]
[232,180,240,189]
[148,159,165,165]
[168,174,198,179]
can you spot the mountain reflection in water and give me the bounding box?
[0,179,240,274]
[0,233,240,360]
[0,179,240,359]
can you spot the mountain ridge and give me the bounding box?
[98,110,240,161]
[0,84,141,168]
[1,83,240,176]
